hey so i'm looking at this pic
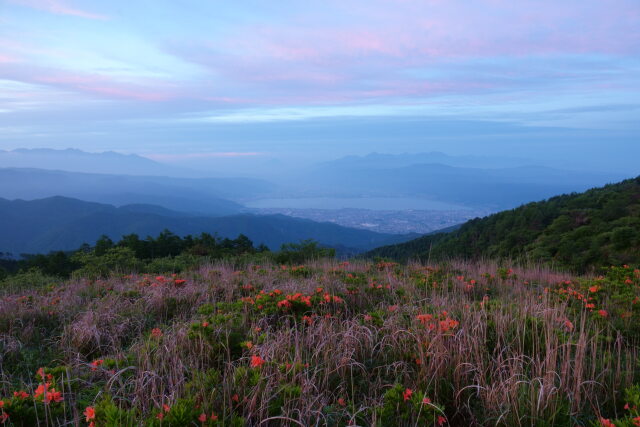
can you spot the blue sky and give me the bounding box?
[0,0,639,172]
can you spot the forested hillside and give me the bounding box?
[0,196,414,255]
[367,176,640,271]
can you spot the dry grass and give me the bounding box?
[0,259,637,426]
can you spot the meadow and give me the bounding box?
[1,260,639,426]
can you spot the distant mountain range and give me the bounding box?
[293,158,625,210]
[0,196,417,255]
[0,148,201,177]
[366,176,640,271]
[0,168,274,216]
[315,151,535,170]
[0,148,629,215]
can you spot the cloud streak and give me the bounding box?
[8,0,108,20]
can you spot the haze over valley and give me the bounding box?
[0,147,628,243]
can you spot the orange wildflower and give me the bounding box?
[416,314,433,324]
[250,355,265,368]
[563,320,574,332]
[90,359,104,371]
[84,406,96,421]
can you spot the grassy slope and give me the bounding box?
[1,260,639,425]
[367,176,640,271]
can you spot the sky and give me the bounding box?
[0,0,639,172]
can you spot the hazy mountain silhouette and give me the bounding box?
[0,168,275,215]
[0,196,416,255]
[295,159,625,209]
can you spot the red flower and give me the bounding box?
[338,398,346,406]
[151,328,163,338]
[277,299,292,309]
[84,406,96,421]
[416,314,433,324]
[36,368,53,381]
[598,310,608,318]
[563,319,574,331]
[437,415,447,425]
[198,413,207,422]
[250,355,265,368]
[90,359,104,371]
[600,418,615,427]
[403,388,413,402]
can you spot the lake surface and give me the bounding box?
[244,197,471,211]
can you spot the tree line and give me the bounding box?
[0,230,335,280]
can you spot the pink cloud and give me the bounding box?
[33,74,174,101]
[159,0,638,107]
[8,0,108,20]
[0,54,18,63]
[210,0,640,66]
[0,63,178,102]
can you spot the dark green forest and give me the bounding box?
[367,176,640,271]
[0,231,334,282]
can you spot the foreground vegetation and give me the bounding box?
[0,231,333,282]
[1,258,640,426]
[368,176,640,272]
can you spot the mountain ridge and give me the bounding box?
[0,196,416,255]
[365,176,640,271]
